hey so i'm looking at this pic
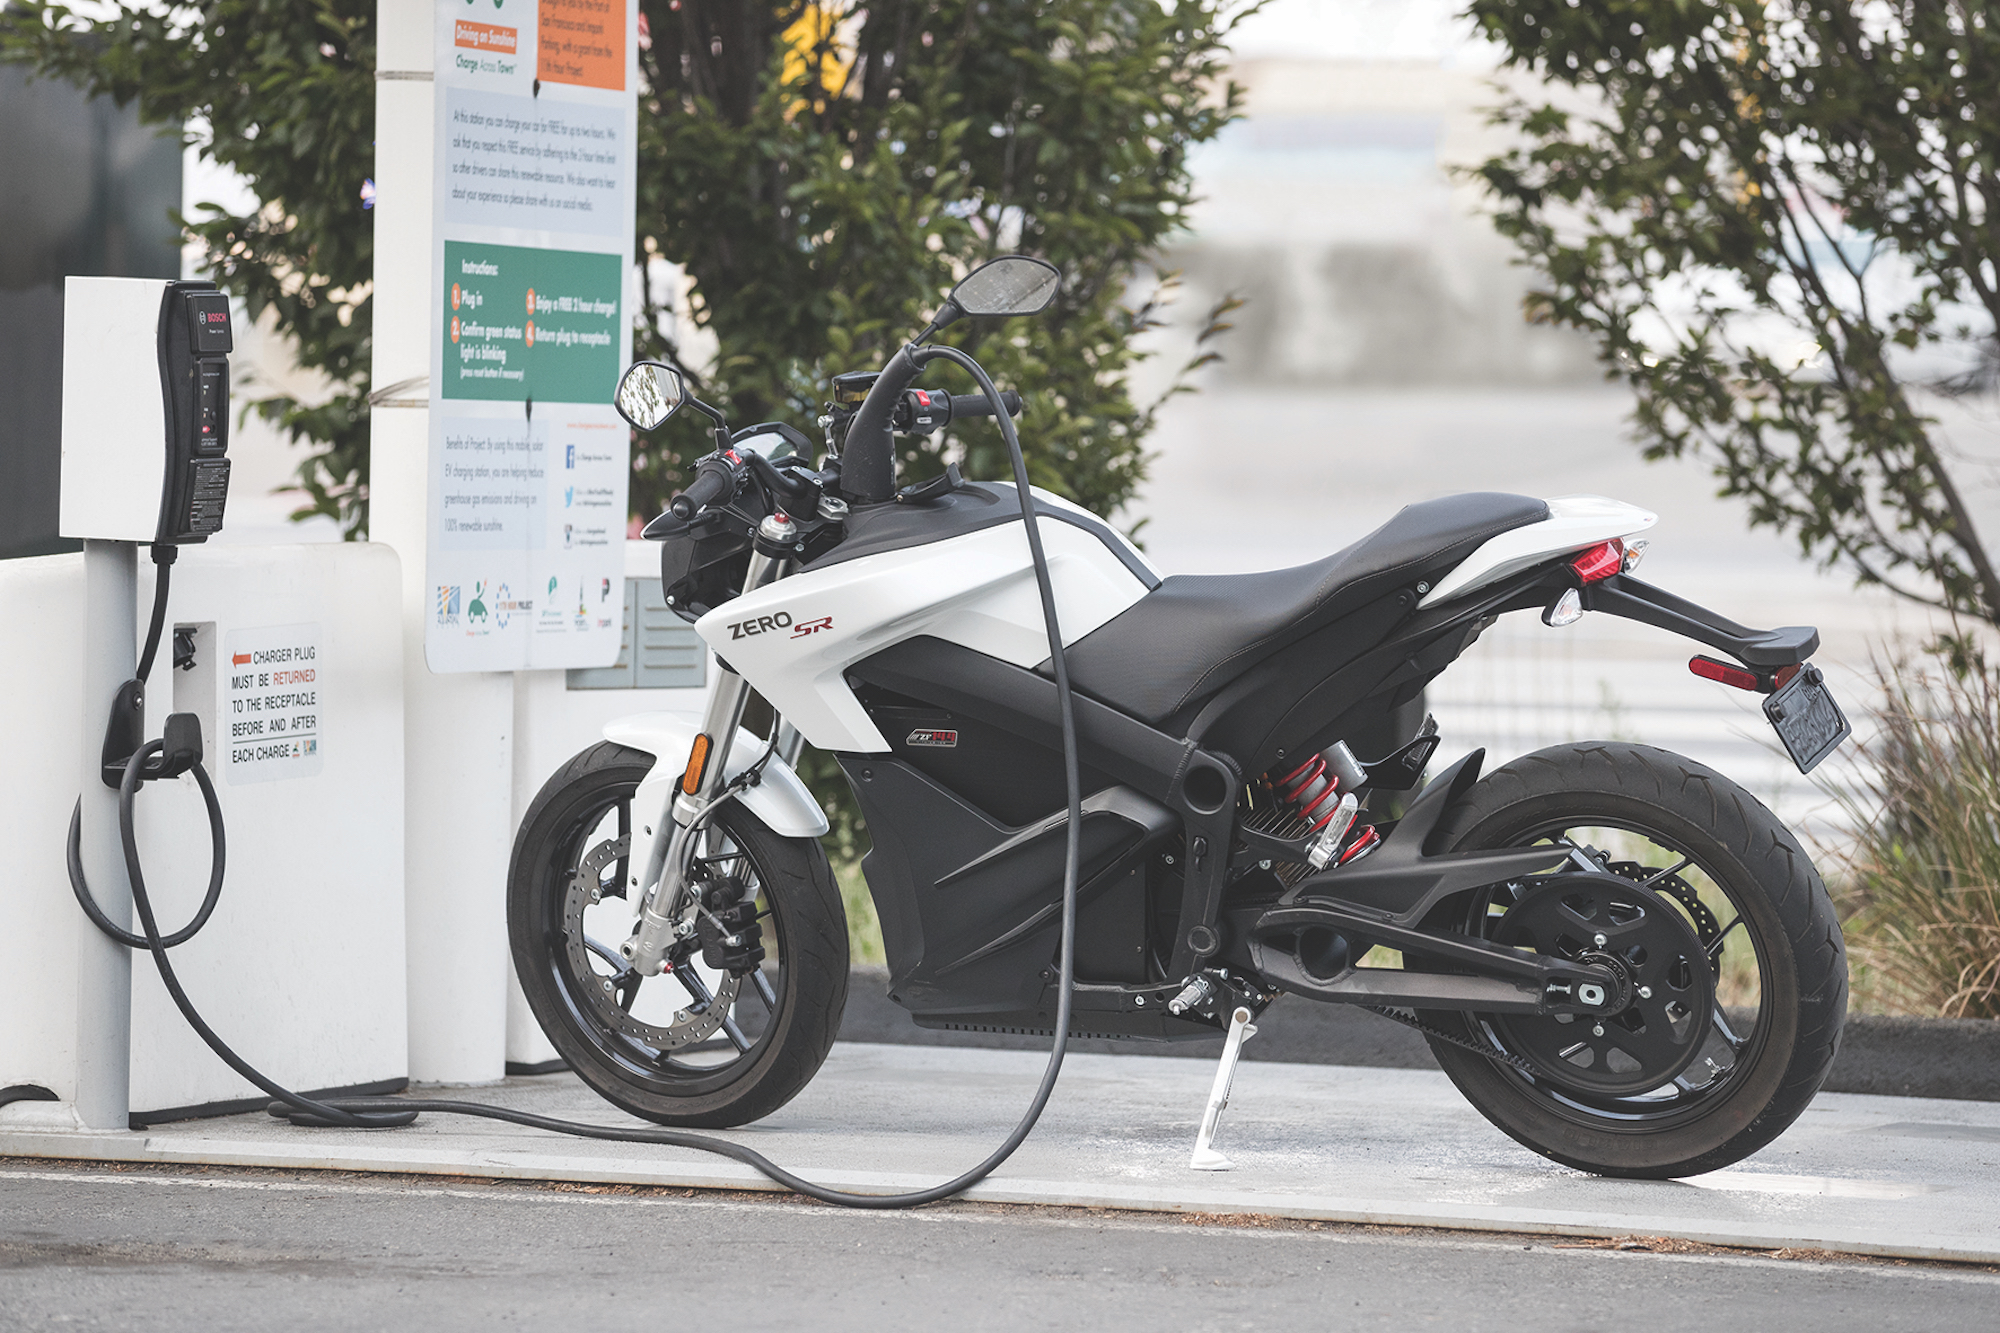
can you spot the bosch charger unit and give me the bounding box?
[58,276,239,1130]
[61,277,234,547]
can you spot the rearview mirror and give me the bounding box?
[947,256,1060,318]
[614,361,686,431]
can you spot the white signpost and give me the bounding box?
[369,0,639,1082]
[425,0,637,672]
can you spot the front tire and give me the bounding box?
[1420,742,1847,1178]
[508,742,848,1127]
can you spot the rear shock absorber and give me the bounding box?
[1260,741,1370,871]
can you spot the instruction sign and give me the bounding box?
[224,622,324,785]
[426,0,637,673]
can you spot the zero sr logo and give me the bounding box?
[726,611,834,640]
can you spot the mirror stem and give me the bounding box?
[685,396,731,451]
[916,300,964,344]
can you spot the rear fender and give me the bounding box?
[603,712,829,839]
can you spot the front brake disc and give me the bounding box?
[562,836,740,1052]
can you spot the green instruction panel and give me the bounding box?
[442,241,621,403]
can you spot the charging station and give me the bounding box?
[0,278,410,1128]
[1,271,705,1128]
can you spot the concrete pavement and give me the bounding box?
[5,1042,1998,1264]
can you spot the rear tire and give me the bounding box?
[1421,742,1846,1178]
[508,742,848,1127]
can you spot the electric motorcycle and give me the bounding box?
[507,256,1852,1179]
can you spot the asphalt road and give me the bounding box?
[3,1162,1996,1332]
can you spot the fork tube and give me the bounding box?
[625,527,793,974]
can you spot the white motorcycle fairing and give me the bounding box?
[1418,494,1657,609]
[692,484,1156,753]
[603,712,829,838]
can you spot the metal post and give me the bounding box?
[74,538,135,1131]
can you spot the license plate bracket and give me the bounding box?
[1764,664,1851,774]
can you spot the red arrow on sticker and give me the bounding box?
[232,653,251,666]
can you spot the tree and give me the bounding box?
[3,0,1247,537]
[1,0,377,537]
[1468,0,2000,647]
[630,0,1247,522]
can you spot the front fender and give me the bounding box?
[603,711,830,839]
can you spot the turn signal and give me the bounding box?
[681,733,712,794]
[1570,539,1626,583]
[1543,587,1584,627]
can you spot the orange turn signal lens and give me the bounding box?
[682,733,711,794]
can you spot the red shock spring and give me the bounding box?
[1270,754,1346,831]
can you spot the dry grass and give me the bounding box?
[1828,653,2000,1019]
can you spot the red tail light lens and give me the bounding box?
[1689,655,1760,691]
[1570,539,1626,584]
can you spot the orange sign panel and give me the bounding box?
[538,0,623,91]
[454,20,518,54]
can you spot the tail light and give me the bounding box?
[1570,539,1625,584]
[1689,656,1802,694]
[1689,656,1760,691]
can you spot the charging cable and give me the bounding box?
[68,368,1087,1205]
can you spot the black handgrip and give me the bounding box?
[671,456,738,519]
[949,391,1022,419]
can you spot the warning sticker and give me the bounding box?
[224,622,323,785]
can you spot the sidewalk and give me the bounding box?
[5,1043,1998,1263]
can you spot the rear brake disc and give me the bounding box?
[1487,873,1715,1096]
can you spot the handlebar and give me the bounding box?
[671,455,739,519]
[949,391,1022,419]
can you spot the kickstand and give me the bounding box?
[1190,1005,1257,1171]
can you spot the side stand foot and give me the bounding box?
[1189,1005,1256,1172]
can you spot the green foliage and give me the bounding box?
[1469,0,2000,629]
[1829,650,2000,1017]
[0,0,377,537]
[2,0,1246,540]
[631,0,1250,521]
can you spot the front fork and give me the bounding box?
[622,517,797,975]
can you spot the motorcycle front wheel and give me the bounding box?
[1419,741,1847,1178]
[507,741,849,1127]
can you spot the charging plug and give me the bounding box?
[150,713,204,782]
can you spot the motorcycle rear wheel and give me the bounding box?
[508,742,848,1127]
[1419,741,1847,1178]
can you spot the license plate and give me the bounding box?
[1764,664,1851,774]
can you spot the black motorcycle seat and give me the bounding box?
[1055,492,1551,725]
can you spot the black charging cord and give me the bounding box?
[67,362,1088,1205]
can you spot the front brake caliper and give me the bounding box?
[696,878,766,975]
